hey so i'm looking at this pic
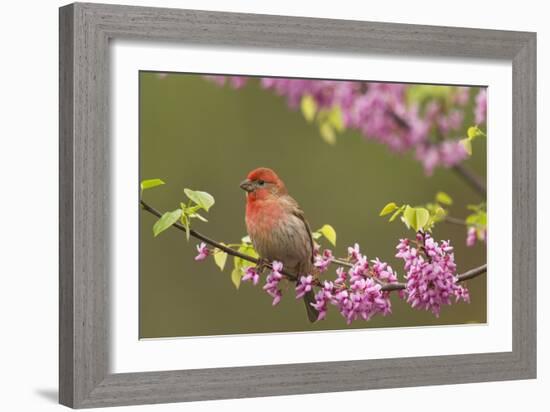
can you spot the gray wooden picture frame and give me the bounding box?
[59,2,536,408]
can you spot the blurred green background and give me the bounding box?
[139,72,487,339]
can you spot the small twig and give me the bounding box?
[140,200,487,292]
[332,257,353,269]
[380,263,487,292]
[452,164,487,197]
[140,200,300,280]
[443,216,468,226]
[385,106,487,197]
[456,264,488,282]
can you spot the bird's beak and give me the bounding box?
[240,179,254,193]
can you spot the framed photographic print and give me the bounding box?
[59,2,536,408]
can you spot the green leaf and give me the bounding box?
[181,213,190,241]
[319,224,337,246]
[230,244,259,289]
[214,247,228,271]
[241,235,252,244]
[140,178,165,192]
[461,138,473,156]
[311,231,322,240]
[465,214,477,225]
[152,209,182,237]
[416,208,430,231]
[301,95,317,122]
[467,125,486,139]
[379,202,399,216]
[389,205,405,222]
[435,191,453,206]
[406,85,453,106]
[319,123,336,145]
[189,212,208,222]
[238,243,258,259]
[478,212,487,226]
[434,206,447,219]
[328,106,344,132]
[184,189,215,211]
[403,206,430,232]
[231,267,242,289]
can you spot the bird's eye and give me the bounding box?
[257,180,265,186]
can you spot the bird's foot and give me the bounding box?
[256,258,271,276]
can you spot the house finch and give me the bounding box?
[240,167,319,322]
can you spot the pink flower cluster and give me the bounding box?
[466,227,477,247]
[241,266,260,285]
[241,262,284,305]
[395,233,469,317]
[295,275,313,299]
[475,89,487,124]
[466,227,487,247]
[204,76,484,175]
[262,261,284,306]
[306,244,397,323]
[314,249,334,272]
[194,239,473,322]
[195,242,209,261]
[415,140,469,176]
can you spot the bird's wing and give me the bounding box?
[291,206,315,265]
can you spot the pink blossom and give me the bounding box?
[395,233,469,317]
[336,277,390,324]
[335,267,347,284]
[371,258,398,283]
[205,76,477,174]
[194,242,209,261]
[466,227,487,247]
[314,249,334,273]
[263,261,284,306]
[455,285,470,303]
[229,76,248,89]
[475,89,487,124]
[466,227,477,247]
[242,266,260,285]
[295,275,314,299]
[454,87,470,106]
[311,281,335,321]
[416,140,469,176]
[347,243,361,262]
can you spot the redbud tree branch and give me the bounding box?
[451,163,487,197]
[141,199,296,281]
[387,108,487,197]
[140,200,487,291]
[443,216,468,226]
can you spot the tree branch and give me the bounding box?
[141,199,296,281]
[443,216,468,226]
[386,106,487,197]
[140,199,487,292]
[452,163,487,197]
[456,264,488,282]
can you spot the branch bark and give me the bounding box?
[452,164,487,196]
[141,199,296,281]
[443,216,468,226]
[140,200,487,292]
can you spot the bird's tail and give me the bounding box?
[303,289,319,323]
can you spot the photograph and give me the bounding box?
[139,73,488,338]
